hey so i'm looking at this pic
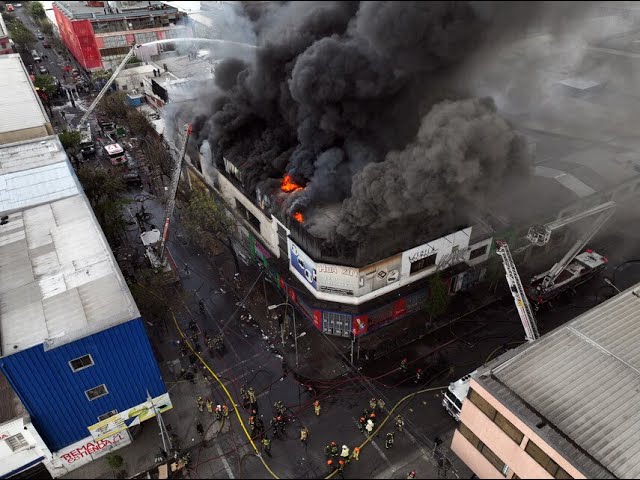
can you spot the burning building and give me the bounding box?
[174,1,640,338]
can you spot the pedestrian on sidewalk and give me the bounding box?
[385,432,395,449]
[351,446,360,461]
[314,400,321,416]
[300,426,308,446]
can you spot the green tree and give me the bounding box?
[182,187,241,272]
[8,21,36,50]
[2,12,17,25]
[77,166,129,247]
[424,272,451,321]
[58,130,82,153]
[34,74,57,96]
[29,2,46,19]
[39,19,53,36]
[95,91,130,123]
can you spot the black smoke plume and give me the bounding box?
[188,1,539,242]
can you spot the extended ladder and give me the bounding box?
[496,240,539,342]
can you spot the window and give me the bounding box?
[98,409,118,422]
[459,423,507,474]
[468,389,524,444]
[410,253,437,274]
[525,440,573,479]
[247,211,261,232]
[5,433,28,452]
[102,34,127,48]
[85,384,109,401]
[69,354,94,372]
[469,245,488,260]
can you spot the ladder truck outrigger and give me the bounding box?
[442,200,615,420]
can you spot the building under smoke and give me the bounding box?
[171,1,640,337]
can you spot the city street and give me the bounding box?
[10,5,640,480]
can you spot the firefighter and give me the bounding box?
[179,342,188,357]
[190,331,198,344]
[300,426,308,445]
[199,300,205,314]
[366,419,374,435]
[270,416,281,439]
[415,368,423,384]
[206,399,213,414]
[330,441,339,457]
[240,386,249,405]
[314,399,321,416]
[196,396,204,412]
[385,432,395,449]
[193,341,202,354]
[188,319,197,332]
[337,459,346,477]
[358,415,366,432]
[248,387,257,405]
[206,336,214,351]
[196,422,204,438]
[369,411,377,423]
[215,404,222,421]
[378,398,386,411]
[274,400,285,415]
[222,404,229,418]
[262,436,272,457]
[400,358,408,372]
[351,446,360,461]
[369,397,377,411]
[185,370,195,384]
[254,417,264,435]
[396,415,405,432]
[249,416,256,433]
[340,445,350,461]
[276,415,285,433]
[407,471,416,479]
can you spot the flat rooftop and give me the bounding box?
[0,54,50,139]
[0,136,139,356]
[477,281,640,479]
[53,1,177,21]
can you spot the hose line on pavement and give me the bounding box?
[138,283,280,479]
[325,385,447,480]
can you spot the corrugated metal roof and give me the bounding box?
[491,283,640,479]
[0,55,50,137]
[0,137,139,356]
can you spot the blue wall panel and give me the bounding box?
[0,318,166,451]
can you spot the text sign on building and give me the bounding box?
[87,393,172,441]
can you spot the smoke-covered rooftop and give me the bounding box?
[172,1,640,262]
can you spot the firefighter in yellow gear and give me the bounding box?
[196,396,204,412]
[206,399,213,414]
[314,400,321,416]
[351,446,360,461]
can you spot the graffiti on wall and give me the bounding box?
[60,433,127,464]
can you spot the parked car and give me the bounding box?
[42,40,51,49]
[38,65,48,74]
[15,3,22,8]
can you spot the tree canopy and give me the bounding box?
[34,74,57,96]
[7,20,36,50]
[29,2,46,19]
[58,130,82,152]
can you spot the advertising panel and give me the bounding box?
[88,393,172,441]
[289,240,317,289]
[316,263,358,296]
[357,254,402,295]
[53,431,131,468]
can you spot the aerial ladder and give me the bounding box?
[526,201,615,293]
[158,123,193,262]
[496,240,540,342]
[497,200,616,341]
[76,44,141,128]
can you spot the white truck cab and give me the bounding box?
[442,370,477,421]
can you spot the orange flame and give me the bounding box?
[293,212,304,223]
[281,174,303,193]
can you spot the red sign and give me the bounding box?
[313,310,322,330]
[353,315,369,336]
[288,288,297,304]
[392,299,406,319]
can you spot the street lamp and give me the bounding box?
[268,302,298,368]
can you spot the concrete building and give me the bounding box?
[450,281,640,479]
[52,1,190,71]
[0,12,13,56]
[0,136,170,477]
[0,54,53,145]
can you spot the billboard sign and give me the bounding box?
[289,240,317,289]
[88,393,172,441]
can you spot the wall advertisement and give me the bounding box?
[288,226,472,301]
[87,393,172,441]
